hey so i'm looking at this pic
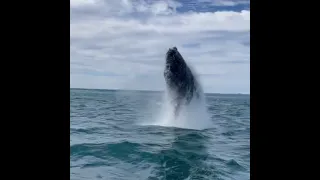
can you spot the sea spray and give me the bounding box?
[139,85,213,130]
[154,87,213,130]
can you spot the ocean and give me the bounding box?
[70,88,250,180]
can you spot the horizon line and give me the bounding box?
[70,87,250,95]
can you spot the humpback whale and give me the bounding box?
[163,47,201,117]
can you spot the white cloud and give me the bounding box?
[70,0,96,7]
[70,0,250,94]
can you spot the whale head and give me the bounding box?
[165,47,186,71]
[166,47,180,64]
[164,46,189,89]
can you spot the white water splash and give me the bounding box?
[140,86,213,130]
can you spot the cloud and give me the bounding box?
[197,0,250,7]
[70,0,250,94]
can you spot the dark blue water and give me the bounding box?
[70,88,250,180]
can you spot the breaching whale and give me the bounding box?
[163,47,201,117]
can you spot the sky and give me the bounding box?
[70,0,250,94]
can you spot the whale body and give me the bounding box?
[163,47,201,117]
